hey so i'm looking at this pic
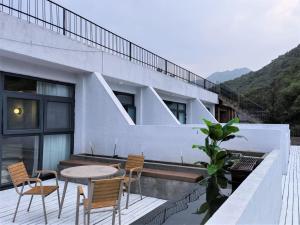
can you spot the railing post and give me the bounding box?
[63,8,66,35]
[164,60,168,74]
[204,79,206,89]
[188,71,191,83]
[129,42,132,61]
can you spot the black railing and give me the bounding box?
[0,0,218,93]
[0,0,270,122]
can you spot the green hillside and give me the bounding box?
[224,44,300,125]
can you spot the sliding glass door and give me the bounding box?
[0,72,75,187]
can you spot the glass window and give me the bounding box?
[5,76,37,93]
[114,91,136,123]
[114,92,134,105]
[178,112,186,124]
[37,81,73,97]
[164,100,187,124]
[46,102,71,130]
[42,134,71,170]
[7,98,40,130]
[126,106,136,123]
[1,136,39,185]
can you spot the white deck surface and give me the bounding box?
[280,146,300,225]
[0,179,166,225]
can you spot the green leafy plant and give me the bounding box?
[192,118,243,176]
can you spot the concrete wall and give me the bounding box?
[101,52,218,104]
[140,87,179,125]
[206,150,282,225]
[189,99,217,124]
[81,74,289,174]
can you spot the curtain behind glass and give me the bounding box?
[37,81,72,97]
[43,134,70,170]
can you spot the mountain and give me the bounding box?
[207,68,251,83]
[223,44,300,125]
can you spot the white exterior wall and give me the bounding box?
[189,99,217,124]
[140,87,179,125]
[206,150,282,225]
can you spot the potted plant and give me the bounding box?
[193,118,243,223]
[192,118,242,176]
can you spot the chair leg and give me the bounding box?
[57,188,61,209]
[75,189,80,225]
[126,182,131,209]
[27,195,34,212]
[41,195,48,224]
[13,194,22,222]
[87,210,91,225]
[118,206,121,225]
[83,210,86,225]
[138,179,142,200]
[112,207,116,225]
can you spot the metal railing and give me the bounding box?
[0,0,217,92]
[219,84,270,122]
[0,0,270,122]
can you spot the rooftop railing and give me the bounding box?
[0,0,269,122]
[0,0,217,92]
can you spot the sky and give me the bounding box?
[57,0,300,77]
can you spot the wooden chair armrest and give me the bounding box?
[129,167,143,177]
[17,177,42,184]
[130,167,143,173]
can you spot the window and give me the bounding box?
[5,76,37,93]
[45,101,72,130]
[114,91,136,123]
[4,74,73,97]
[7,98,40,130]
[164,100,187,124]
[1,136,39,185]
[0,72,75,187]
[42,134,71,171]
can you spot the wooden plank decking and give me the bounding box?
[280,146,300,225]
[0,179,166,225]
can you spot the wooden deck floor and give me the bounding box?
[280,146,300,225]
[0,179,166,225]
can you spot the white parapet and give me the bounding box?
[206,150,282,225]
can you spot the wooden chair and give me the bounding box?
[76,178,124,225]
[114,154,144,209]
[7,162,60,224]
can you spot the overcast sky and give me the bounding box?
[57,0,300,77]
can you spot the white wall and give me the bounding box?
[81,73,289,175]
[188,99,217,124]
[140,87,180,125]
[101,53,219,104]
[206,150,282,225]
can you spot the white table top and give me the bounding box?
[60,165,118,179]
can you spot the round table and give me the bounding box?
[58,165,118,219]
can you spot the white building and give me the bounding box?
[0,1,292,224]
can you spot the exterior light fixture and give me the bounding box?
[13,107,23,115]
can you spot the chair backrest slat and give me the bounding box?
[125,155,144,171]
[91,178,123,203]
[7,162,29,186]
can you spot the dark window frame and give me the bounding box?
[3,92,43,135]
[114,91,136,123]
[164,100,187,124]
[43,96,74,133]
[0,71,75,187]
